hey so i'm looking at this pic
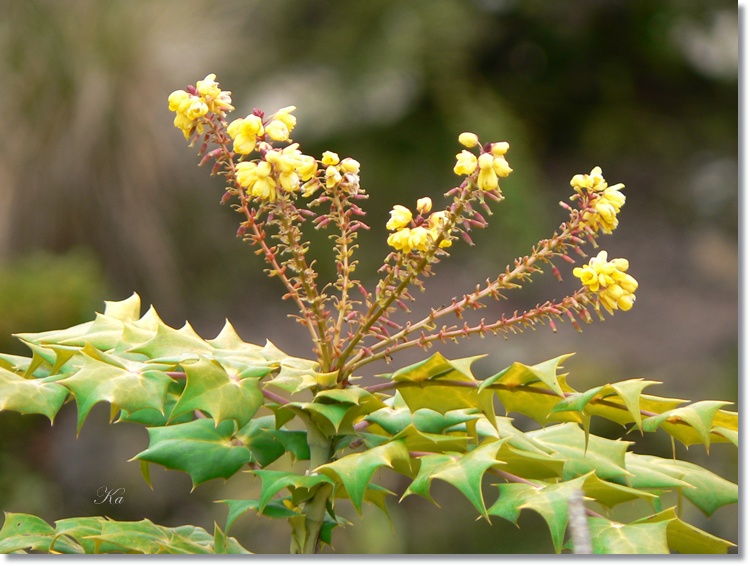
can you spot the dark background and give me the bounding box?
[0,0,738,553]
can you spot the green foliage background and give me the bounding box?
[0,0,738,553]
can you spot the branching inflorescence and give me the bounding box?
[169,74,638,384]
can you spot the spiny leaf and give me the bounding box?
[0,512,56,553]
[220,499,302,534]
[642,400,735,449]
[632,507,735,554]
[0,367,69,423]
[526,423,631,483]
[251,470,333,512]
[588,517,670,554]
[403,440,505,518]
[129,319,213,360]
[317,441,411,513]
[134,419,251,487]
[103,292,142,322]
[170,357,263,428]
[489,477,585,553]
[480,353,573,397]
[58,354,172,433]
[625,454,737,516]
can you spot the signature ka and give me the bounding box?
[94,486,125,505]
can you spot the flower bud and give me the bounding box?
[458,132,479,148]
[416,197,433,215]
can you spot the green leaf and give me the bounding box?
[250,470,333,512]
[88,518,169,554]
[170,357,262,428]
[387,353,495,420]
[135,419,251,487]
[642,400,734,448]
[0,512,56,553]
[103,292,142,322]
[58,354,172,433]
[0,367,69,423]
[489,477,585,553]
[588,517,670,554]
[403,440,505,517]
[129,319,213,360]
[625,454,737,516]
[317,441,411,513]
[220,499,301,534]
[632,507,735,554]
[480,353,573,398]
[527,423,631,483]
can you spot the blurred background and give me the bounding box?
[0,0,737,554]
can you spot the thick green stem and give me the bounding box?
[289,413,334,554]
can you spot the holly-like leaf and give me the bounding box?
[135,419,251,487]
[625,454,737,516]
[489,477,585,553]
[170,357,263,428]
[0,512,57,553]
[251,470,333,512]
[317,441,411,513]
[0,367,69,423]
[129,320,213,361]
[403,440,505,518]
[632,507,735,554]
[527,423,631,483]
[588,517,670,554]
[642,400,734,448]
[58,354,172,433]
[220,499,301,534]
[386,353,492,416]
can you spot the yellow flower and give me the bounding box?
[386,205,413,231]
[236,161,277,201]
[571,166,608,193]
[325,165,342,189]
[297,155,318,181]
[387,228,412,252]
[228,115,264,154]
[427,211,452,248]
[322,151,340,166]
[581,182,626,234]
[195,73,234,114]
[266,120,290,142]
[407,227,431,252]
[168,90,191,113]
[477,153,499,191]
[416,197,433,215]
[458,132,480,148]
[340,158,360,174]
[272,106,297,130]
[168,90,207,138]
[490,141,510,156]
[573,251,638,314]
[454,150,478,176]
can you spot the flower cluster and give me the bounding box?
[235,143,318,202]
[573,250,638,314]
[386,198,451,253]
[168,74,233,138]
[228,106,298,155]
[453,132,512,192]
[571,166,626,234]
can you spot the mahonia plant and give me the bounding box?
[0,74,737,555]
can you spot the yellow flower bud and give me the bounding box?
[458,132,479,148]
[297,155,318,181]
[453,150,478,176]
[387,228,412,252]
[340,158,360,174]
[273,106,297,130]
[490,142,510,156]
[386,205,413,231]
[228,115,264,155]
[416,197,433,215]
[492,156,512,177]
[266,120,290,142]
[322,151,340,166]
[325,165,342,188]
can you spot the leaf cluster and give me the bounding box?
[0,294,737,554]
